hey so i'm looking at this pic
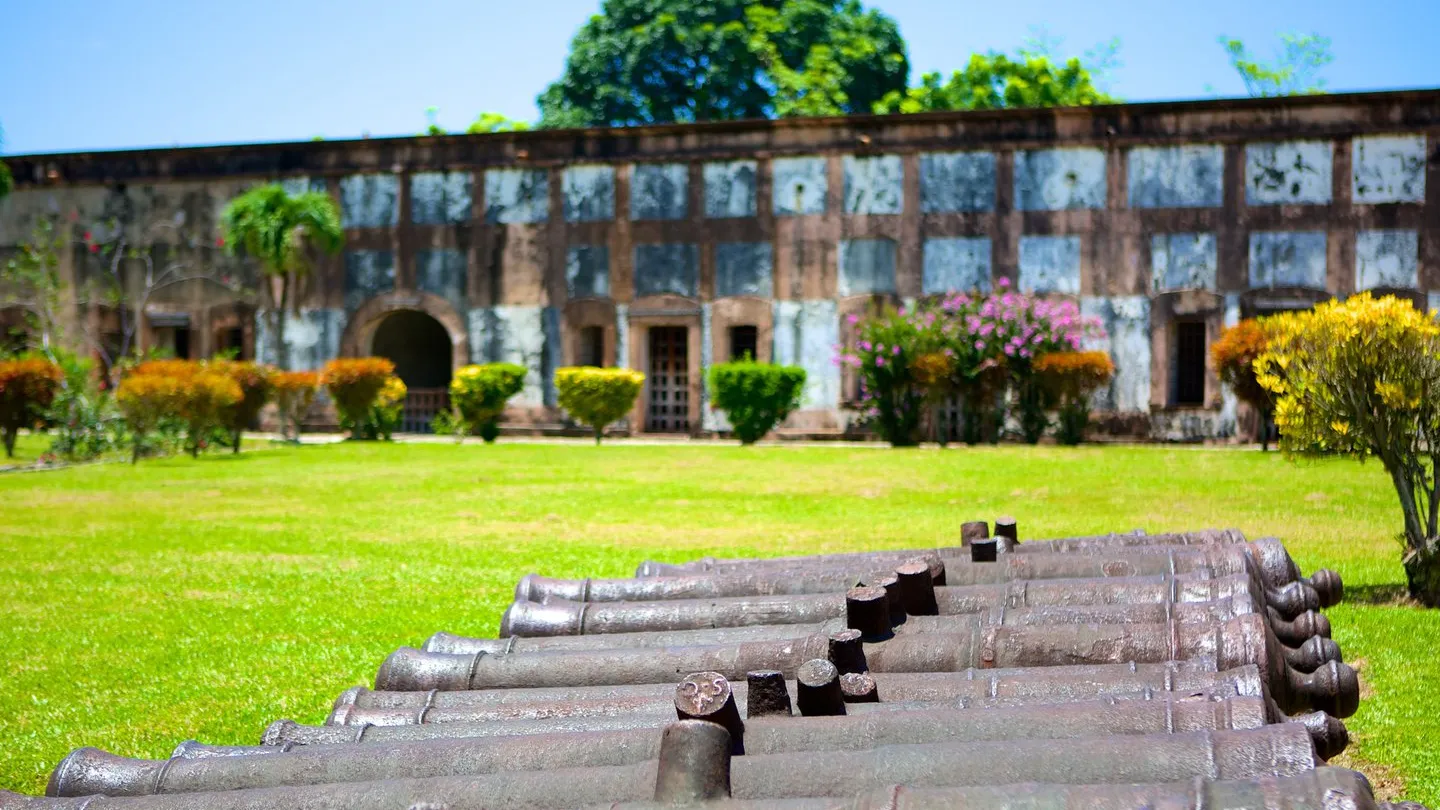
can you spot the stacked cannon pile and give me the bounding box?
[6,521,1430,809]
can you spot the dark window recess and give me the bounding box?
[174,327,191,360]
[1172,321,1207,406]
[215,327,246,359]
[728,325,759,361]
[577,326,605,367]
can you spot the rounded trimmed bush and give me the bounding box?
[555,367,644,444]
[707,359,806,444]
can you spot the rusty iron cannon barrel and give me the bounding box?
[326,680,1263,733]
[636,529,1241,576]
[602,767,1399,810]
[22,724,1319,808]
[46,688,1346,798]
[2,768,1403,810]
[336,661,1272,715]
[377,615,1358,717]
[493,576,1329,643]
[449,595,1343,672]
[637,537,1339,606]
[518,563,1321,620]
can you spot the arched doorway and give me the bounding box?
[371,310,454,433]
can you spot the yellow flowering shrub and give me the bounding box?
[1254,293,1440,603]
[361,375,408,441]
[555,367,645,444]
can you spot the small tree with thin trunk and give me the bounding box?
[272,371,320,442]
[1256,293,1440,605]
[211,360,275,453]
[221,186,344,370]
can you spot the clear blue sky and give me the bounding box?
[1,0,1434,155]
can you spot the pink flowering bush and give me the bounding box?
[839,279,1105,445]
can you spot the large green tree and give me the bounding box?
[221,185,343,370]
[1219,33,1332,97]
[874,39,1118,114]
[0,124,13,202]
[537,0,907,127]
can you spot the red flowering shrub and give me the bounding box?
[210,360,275,453]
[0,358,64,458]
[322,357,396,438]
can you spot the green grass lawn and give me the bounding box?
[0,439,1436,800]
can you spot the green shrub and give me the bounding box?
[555,367,644,444]
[357,376,407,441]
[449,363,527,444]
[707,360,806,444]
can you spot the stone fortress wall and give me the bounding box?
[3,89,1438,438]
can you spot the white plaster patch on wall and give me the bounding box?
[715,242,773,298]
[919,151,995,213]
[562,165,615,223]
[615,304,630,369]
[1244,141,1333,205]
[1151,233,1218,292]
[772,300,839,408]
[467,305,548,404]
[255,307,344,370]
[339,174,399,228]
[280,176,327,198]
[1248,232,1327,288]
[1352,135,1426,204]
[410,172,473,225]
[700,303,729,432]
[415,248,467,311]
[630,163,689,220]
[1223,293,1241,328]
[1080,296,1151,413]
[922,237,992,294]
[1014,148,1106,211]
[1355,229,1419,290]
[772,157,828,215]
[1018,235,1082,294]
[484,169,550,224]
[342,250,396,311]
[565,245,610,299]
[843,155,903,215]
[1127,145,1224,208]
[703,161,758,218]
[837,239,898,296]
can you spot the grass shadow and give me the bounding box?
[1343,583,1419,607]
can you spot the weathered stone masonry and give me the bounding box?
[3,90,1438,438]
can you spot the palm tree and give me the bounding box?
[221,185,343,369]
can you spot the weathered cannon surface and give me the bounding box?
[637,527,1341,603]
[445,596,1342,673]
[11,521,1419,810]
[333,662,1273,714]
[46,687,1349,797]
[376,614,1357,717]
[2,768,1411,810]
[526,558,1325,618]
[37,724,1317,805]
[504,571,1327,636]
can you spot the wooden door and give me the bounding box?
[646,326,690,433]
